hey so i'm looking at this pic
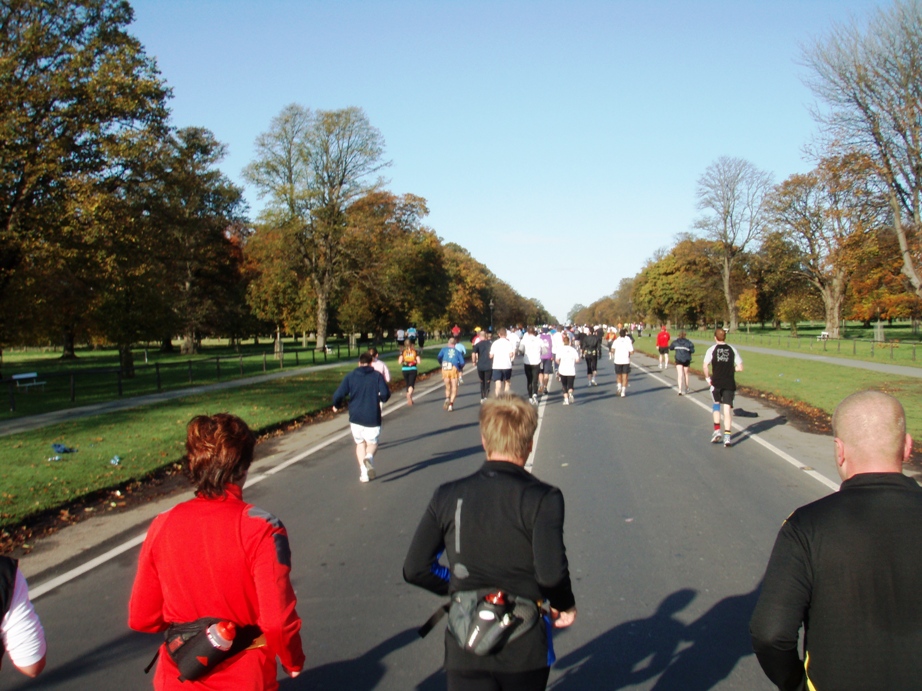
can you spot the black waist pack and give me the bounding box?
[444,590,545,656]
[144,617,261,682]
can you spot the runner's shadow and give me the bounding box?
[381,422,479,449]
[0,630,154,691]
[278,628,419,690]
[733,416,790,447]
[549,589,696,690]
[379,445,483,483]
[650,584,761,690]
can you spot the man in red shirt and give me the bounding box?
[656,324,671,369]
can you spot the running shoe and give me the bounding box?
[723,433,732,447]
[363,456,375,480]
[563,398,569,406]
[568,393,574,403]
[443,399,450,410]
[530,395,538,405]
[448,404,453,412]
[359,473,369,483]
[620,390,625,398]
[710,430,722,444]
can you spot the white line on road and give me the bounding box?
[638,364,839,492]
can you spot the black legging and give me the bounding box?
[478,370,493,398]
[524,364,541,397]
[584,354,598,376]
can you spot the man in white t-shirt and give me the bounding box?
[518,326,544,404]
[610,328,634,398]
[489,327,516,397]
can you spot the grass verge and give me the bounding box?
[0,361,437,546]
[631,336,922,440]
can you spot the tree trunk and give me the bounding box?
[119,344,135,378]
[891,193,922,297]
[315,293,329,350]
[60,327,78,360]
[721,257,739,331]
[181,331,197,355]
[160,338,175,353]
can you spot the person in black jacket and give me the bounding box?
[403,394,577,691]
[332,351,391,483]
[750,390,922,691]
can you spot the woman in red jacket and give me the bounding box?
[129,413,305,690]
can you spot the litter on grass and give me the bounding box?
[109,455,121,466]
[51,443,77,454]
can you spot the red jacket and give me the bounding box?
[656,330,671,348]
[129,485,304,690]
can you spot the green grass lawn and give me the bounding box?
[0,350,440,533]
[631,335,922,439]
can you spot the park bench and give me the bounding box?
[11,372,46,392]
[817,332,830,341]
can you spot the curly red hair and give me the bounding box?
[184,413,255,497]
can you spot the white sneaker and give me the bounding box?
[711,430,723,444]
[363,456,375,481]
[563,398,569,406]
[620,390,625,397]
[359,472,370,483]
[617,383,622,393]
[568,393,574,403]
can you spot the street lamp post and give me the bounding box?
[489,299,494,333]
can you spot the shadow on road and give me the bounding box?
[379,445,483,483]
[2,630,155,691]
[278,628,419,690]
[382,422,479,449]
[549,584,761,690]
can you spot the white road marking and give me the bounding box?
[637,364,839,492]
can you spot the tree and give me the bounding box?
[154,128,248,354]
[769,154,883,337]
[244,104,389,349]
[804,0,922,300]
[0,0,169,346]
[339,192,445,339]
[694,156,773,331]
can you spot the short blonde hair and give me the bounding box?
[479,394,537,461]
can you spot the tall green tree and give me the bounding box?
[0,0,169,346]
[154,127,248,354]
[244,104,389,349]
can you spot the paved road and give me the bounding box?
[0,353,846,690]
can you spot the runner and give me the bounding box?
[518,326,543,404]
[610,328,634,397]
[702,328,744,447]
[489,327,516,397]
[332,352,391,482]
[471,331,494,403]
[437,338,465,411]
[453,338,467,385]
[669,331,695,396]
[556,333,580,405]
[396,328,406,348]
[537,327,555,395]
[398,340,421,405]
[656,324,671,369]
[581,327,602,387]
[368,347,391,384]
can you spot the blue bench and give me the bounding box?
[11,372,46,392]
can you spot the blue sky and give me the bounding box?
[129,0,883,323]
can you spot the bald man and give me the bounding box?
[750,390,922,691]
